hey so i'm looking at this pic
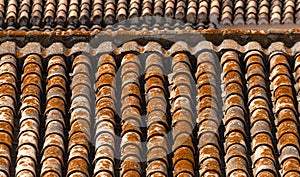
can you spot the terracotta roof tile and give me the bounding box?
[67,55,92,177]
[0,0,300,29]
[221,51,249,176]
[1,29,300,176]
[16,54,41,177]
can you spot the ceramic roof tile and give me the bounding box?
[2,28,300,177]
[30,0,43,28]
[269,52,300,176]
[245,0,257,24]
[91,0,103,26]
[67,55,92,177]
[43,0,56,28]
[18,0,30,28]
[79,0,90,27]
[0,55,16,176]
[145,53,168,177]
[0,0,5,27]
[41,56,66,177]
[197,0,209,23]
[16,54,42,177]
[244,51,278,176]
[233,0,245,25]
[67,0,79,29]
[55,0,68,28]
[0,0,299,29]
[103,0,116,25]
[120,53,143,176]
[221,51,249,176]
[270,0,282,24]
[93,54,116,177]
[170,53,195,177]
[186,0,197,23]
[175,0,186,20]
[5,0,18,29]
[221,0,234,25]
[258,0,270,25]
[196,51,222,176]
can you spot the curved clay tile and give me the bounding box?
[153,0,163,16]
[16,54,42,177]
[270,52,300,177]
[67,55,92,177]
[270,0,282,24]
[116,0,128,21]
[244,51,277,176]
[283,0,295,24]
[103,0,115,25]
[5,0,18,28]
[43,0,56,27]
[246,0,257,24]
[220,0,233,25]
[40,56,66,177]
[221,51,249,176]
[170,53,195,177]
[120,53,143,177]
[91,0,103,26]
[68,0,79,29]
[0,55,16,176]
[79,0,90,27]
[145,53,168,177]
[0,0,5,27]
[31,0,43,28]
[175,0,186,20]
[93,54,116,177]
[198,0,209,23]
[258,0,269,25]
[196,51,222,176]
[233,0,245,25]
[56,0,68,27]
[18,0,30,28]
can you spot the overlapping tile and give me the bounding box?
[0,31,300,177]
[270,52,300,177]
[40,56,67,177]
[16,54,42,177]
[0,55,16,176]
[221,51,249,176]
[93,54,116,177]
[145,53,169,177]
[196,51,222,176]
[67,55,92,177]
[169,53,195,177]
[120,53,143,177]
[0,0,299,29]
[245,51,278,176]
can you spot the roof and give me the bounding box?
[1,0,300,30]
[0,0,300,176]
[0,30,299,176]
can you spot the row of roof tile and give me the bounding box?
[170,53,195,177]
[196,51,222,177]
[221,51,250,176]
[269,52,300,177]
[145,53,169,177]
[0,55,16,176]
[2,0,300,30]
[3,38,300,176]
[245,51,278,177]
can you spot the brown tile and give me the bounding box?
[6,0,18,28]
[67,55,92,177]
[104,0,115,25]
[15,54,42,177]
[44,0,56,27]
